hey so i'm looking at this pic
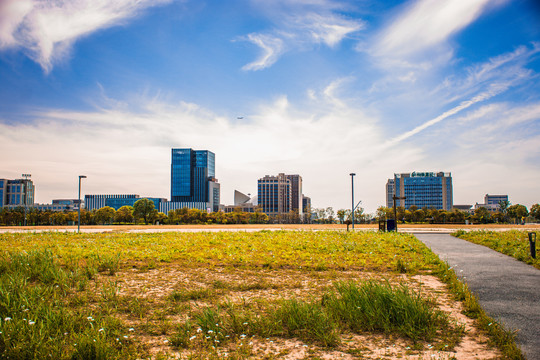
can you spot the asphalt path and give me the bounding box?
[414,233,540,360]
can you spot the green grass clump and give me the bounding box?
[453,230,539,269]
[0,250,141,359]
[274,298,339,346]
[323,280,447,341]
[171,280,455,350]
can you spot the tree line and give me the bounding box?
[373,203,538,224]
[0,198,269,226]
[1,199,538,226]
[311,202,540,225]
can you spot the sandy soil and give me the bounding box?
[105,265,502,359]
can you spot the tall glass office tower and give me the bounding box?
[171,148,217,205]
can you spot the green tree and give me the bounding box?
[337,209,346,224]
[95,206,116,225]
[155,212,167,225]
[249,211,269,224]
[507,204,529,223]
[473,207,492,224]
[498,200,510,214]
[530,204,540,221]
[133,198,156,225]
[115,205,134,223]
[51,212,67,225]
[376,206,393,220]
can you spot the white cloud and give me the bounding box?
[0,81,419,212]
[373,0,502,59]
[293,12,364,48]
[0,0,173,73]
[2,75,540,212]
[0,0,33,48]
[382,83,510,149]
[240,1,363,71]
[241,34,284,71]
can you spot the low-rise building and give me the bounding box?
[84,194,166,211]
[0,177,35,208]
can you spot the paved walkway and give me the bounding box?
[414,233,540,360]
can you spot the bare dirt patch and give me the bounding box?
[98,265,503,359]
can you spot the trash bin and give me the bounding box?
[529,232,536,259]
[379,220,386,232]
[387,219,396,232]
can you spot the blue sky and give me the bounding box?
[1,0,539,213]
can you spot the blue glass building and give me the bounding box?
[0,178,34,208]
[170,148,220,211]
[390,172,453,211]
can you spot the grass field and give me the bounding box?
[454,230,540,270]
[0,231,522,359]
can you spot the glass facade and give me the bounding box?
[0,178,34,208]
[393,172,453,210]
[171,148,217,204]
[171,148,193,198]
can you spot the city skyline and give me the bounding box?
[1,0,539,213]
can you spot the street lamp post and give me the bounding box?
[350,173,356,230]
[392,195,406,232]
[78,175,87,233]
[22,174,31,226]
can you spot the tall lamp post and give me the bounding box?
[78,175,86,233]
[350,173,356,230]
[22,173,31,226]
[392,195,406,232]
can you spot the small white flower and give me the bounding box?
[28,320,35,325]
[207,330,213,334]
[197,328,202,333]
[128,328,134,332]
[87,316,94,321]
[243,322,248,325]
[240,334,246,339]
[163,339,168,343]
[189,336,196,341]
[98,328,104,332]
[4,317,11,322]
[123,335,128,339]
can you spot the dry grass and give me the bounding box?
[104,265,500,359]
[0,230,518,359]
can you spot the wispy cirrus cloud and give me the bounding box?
[0,0,173,73]
[241,34,284,71]
[241,1,363,71]
[381,43,539,148]
[373,0,506,60]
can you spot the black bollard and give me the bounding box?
[528,232,536,259]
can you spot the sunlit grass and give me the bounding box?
[0,230,524,359]
[0,231,436,271]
